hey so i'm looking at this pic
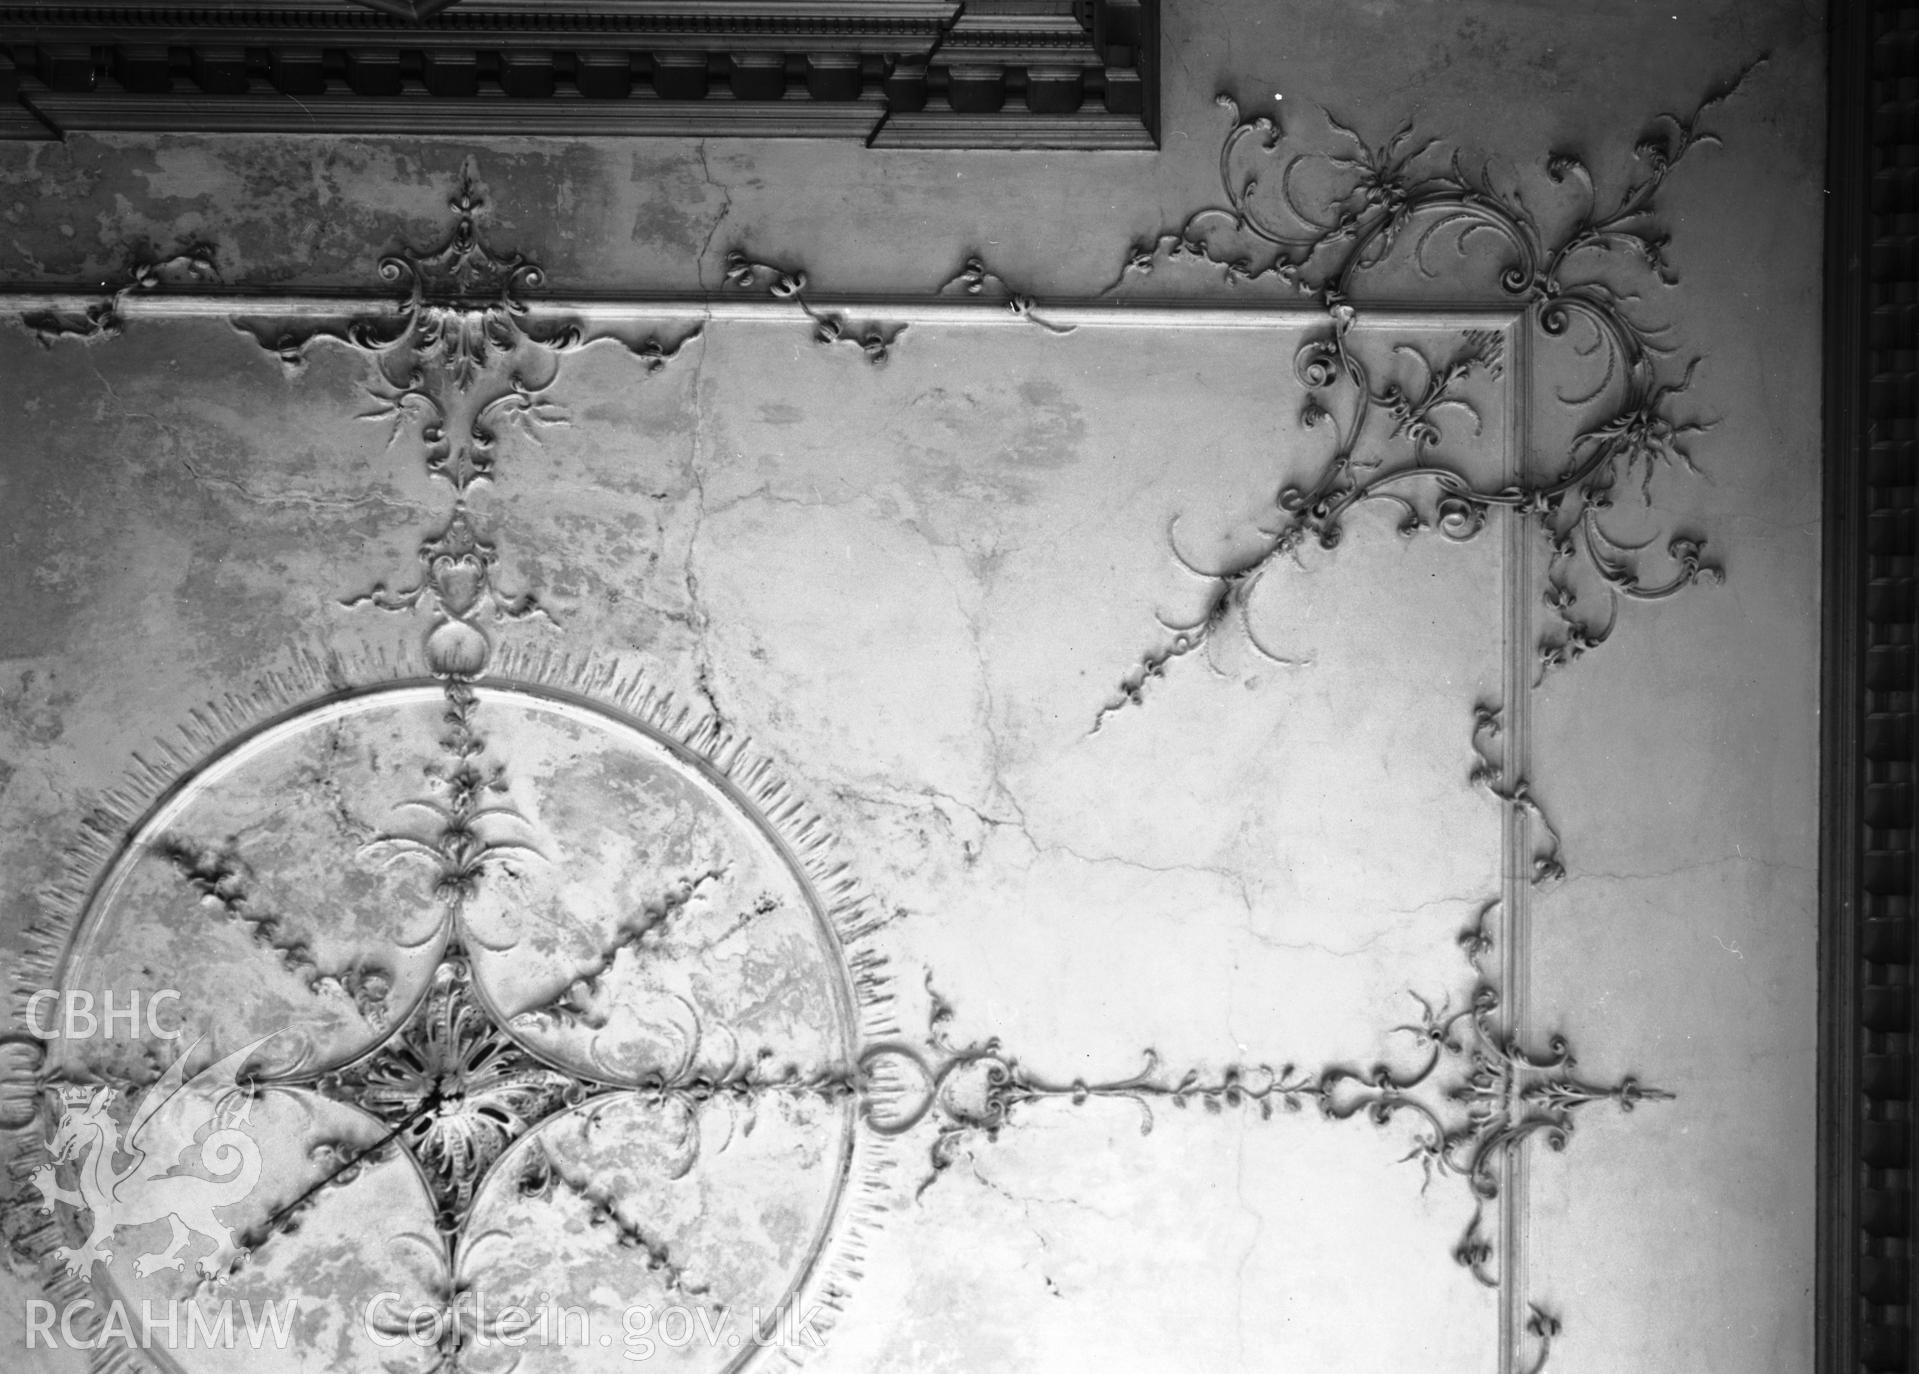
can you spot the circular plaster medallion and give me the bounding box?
[36,680,877,1374]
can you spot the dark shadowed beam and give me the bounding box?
[348,0,465,19]
[1820,0,1868,1365]
[1824,4,1919,1374]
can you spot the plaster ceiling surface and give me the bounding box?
[0,3,1825,1373]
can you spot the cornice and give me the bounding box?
[0,0,1158,147]
[1822,4,1919,1371]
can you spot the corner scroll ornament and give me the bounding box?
[1098,61,1761,721]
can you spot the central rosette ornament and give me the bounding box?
[37,684,875,1374]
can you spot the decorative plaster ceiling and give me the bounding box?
[0,60,1784,1369]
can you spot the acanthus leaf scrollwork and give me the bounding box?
[876,945,1668,1296]
[1098,61,1762,723]
[227,166,697,682]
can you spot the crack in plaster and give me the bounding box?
[304,723,380,845]
[85,349,424,518]
[678,348,730,730]
[176,455,428,517]
[969,1160,1131,1226]
[692,142,732,294]
[922,533,1032,846]
[1557,852,1811,885]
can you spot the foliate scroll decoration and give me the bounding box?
[0,74,1740,1363]
[7,168,913,1374]
[11,680,906,1374]
[867,897,1670,1297]
[722,251,908,363]
[936,255,1078,335]
[231,166,697,417]
[345,510,550,684]
[716,248,1075,363]
[230,167,694,679]
[309,955,589,1237]
[154,835,397,1023]
[1093,321,1512,731]
[20,245,218,345]
[842,701,1669,1367]
[1100,63,1761,720]
[1521,1307,1563,1374]
[1470,702,1565,886]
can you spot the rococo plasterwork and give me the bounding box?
[0,59,1766,1374]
